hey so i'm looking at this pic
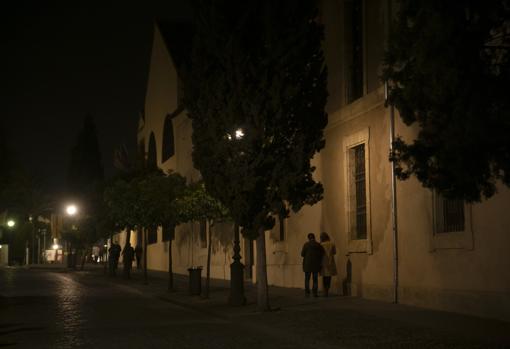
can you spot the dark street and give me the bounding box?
[1,267,509,349]
[0,268,286,348]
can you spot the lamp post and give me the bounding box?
[29,215,35,265]
[229,223,246,305]
[1,219,16,265]
[227,128,246,306]
[64,204,78,268]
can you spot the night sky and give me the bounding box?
[2,1,190,192]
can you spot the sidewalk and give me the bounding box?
[34,263,510,348]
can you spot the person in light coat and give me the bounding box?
[320,232,337,297]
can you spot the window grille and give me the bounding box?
[436,196,465,233]
[349,144,367,239]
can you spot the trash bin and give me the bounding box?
[188,266,202,295]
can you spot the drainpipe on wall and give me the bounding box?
[385,81,399,304]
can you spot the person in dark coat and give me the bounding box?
[134,245,143,270]
[301,233,325,297]
[122,242,135,279]
[108,242,121,276]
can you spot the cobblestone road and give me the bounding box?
[1,267,509,348]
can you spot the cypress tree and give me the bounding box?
[186,0,328,310]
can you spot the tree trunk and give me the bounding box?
[143,228,148,285]
[104,252,108,275]
[80,248,86,270]
[204,221,213,299]
[125,227,131,249]
[168,239,173,291]
[106,234,113,275]
[256,229,270,311]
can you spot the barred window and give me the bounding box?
[436,196,465,233]
[349,144,367,240]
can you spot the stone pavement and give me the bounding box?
[29,263,510,348]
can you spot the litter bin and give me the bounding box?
[188,266,202,295]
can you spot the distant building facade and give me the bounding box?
[117,0,510,321]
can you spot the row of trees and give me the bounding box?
[104,168,228,298]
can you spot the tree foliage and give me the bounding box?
[138,171,187,230]
[104,170,187,232]
[383,0,510,201]
[177,182,229,225]
[186,0,328,237]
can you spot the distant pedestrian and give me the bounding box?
[301,233,325,297]
[109,242,121,276]
[122,242,135,279]
[319,232,337,297]
[135,245,143,270]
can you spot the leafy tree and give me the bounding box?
[104,175,141,274]
[138,171,186,290]
[186,0,328,310]
[104,169,186,285]
[383,0,510,201]
[104,178,141,233]
[177,182,229,298]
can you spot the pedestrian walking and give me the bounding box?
[135,244,143,270]
[320,232,337,297]
[301,233,325,297]
[109,242,121,276]
[122,242,135,279]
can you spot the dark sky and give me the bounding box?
[2,1,190,192]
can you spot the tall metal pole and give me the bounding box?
[37,234,40,264]
[42,229,46,263]
[386,81,399,304]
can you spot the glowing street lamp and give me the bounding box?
[235,128,244,140]
[226,128,245,141]
[66,204,78,216]
[7,219,15,228]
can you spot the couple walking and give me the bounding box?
[301,232,337,297]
